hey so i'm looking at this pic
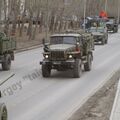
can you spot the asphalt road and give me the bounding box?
[0,31,120,120]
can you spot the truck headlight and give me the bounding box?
[69,55,73,59]
[45,55,49,59]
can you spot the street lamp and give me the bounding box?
[105,0,108,12]
[83,0,87,31]
[45,0,49,41]
[117,0,120,24]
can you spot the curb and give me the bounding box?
[15,44,43,53]
[110,78,120,120]
[67,69,120,120]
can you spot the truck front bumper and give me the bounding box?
[94,36,103,42]
[40,59,75,65]
[40,59,75,70]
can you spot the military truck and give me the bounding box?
[40,30,94,78]
[106,17,118,33]
[0,91,7,120]
[89,27,108,45]
[0,32,16,70]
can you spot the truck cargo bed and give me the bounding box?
[0,36,16,54]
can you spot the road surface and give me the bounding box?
[0,31,120,120]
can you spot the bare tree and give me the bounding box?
[0,0,119,41]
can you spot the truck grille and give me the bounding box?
[94,36,99,39]
[51,51,65,60]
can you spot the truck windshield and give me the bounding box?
[50,36,76,45]
[109,19,114,23]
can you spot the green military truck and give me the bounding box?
[106,17,118,33]
[89,27,108,45]
[0,32,16,70]
[0,91,7,120]
[40,30,94,78]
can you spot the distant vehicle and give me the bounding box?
[40,30,94,78]
[89,27,108,45]
[106,17,118,33]
[83,16,106,30]
[0,32,16,70]
[0,92,7,120]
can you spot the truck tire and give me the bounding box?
[2,54,11,71]
[105,39,108,44]
[113,27,117,33]
[42,64,51,77]
[101,38,105,45]
[73,59,82,78]
[0,103,7,120]
[116,28,118,33]
[115,27,118,33]
[113,29,115,33]
[105,36,108,44]
[116,29,118,33]
[84,54,92,71]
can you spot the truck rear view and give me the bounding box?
[0,32,16,70]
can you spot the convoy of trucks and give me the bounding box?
[0,15,118,119]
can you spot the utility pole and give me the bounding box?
[117,0,120,24]
[105,0,108,12]
[83,0,87,31]
[46,0,49,41]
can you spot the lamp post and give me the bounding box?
[45,0,49,41]
[105,0,108,12]
[83,0,87,31]
[117,0,120,24]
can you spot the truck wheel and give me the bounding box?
[84,54,92,71]
[101,38,105,45]
[0,103,7,120]
[42,64,51,77]
[113,27,117,33]
[115,28,118,33]
[105,36,108,44]
[2,54,11,71]
[73,59,82,78]
[105,39,108,44]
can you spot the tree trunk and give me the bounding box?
[4,0,9,35]
[27,14,33,40]
[32,10,40,40]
